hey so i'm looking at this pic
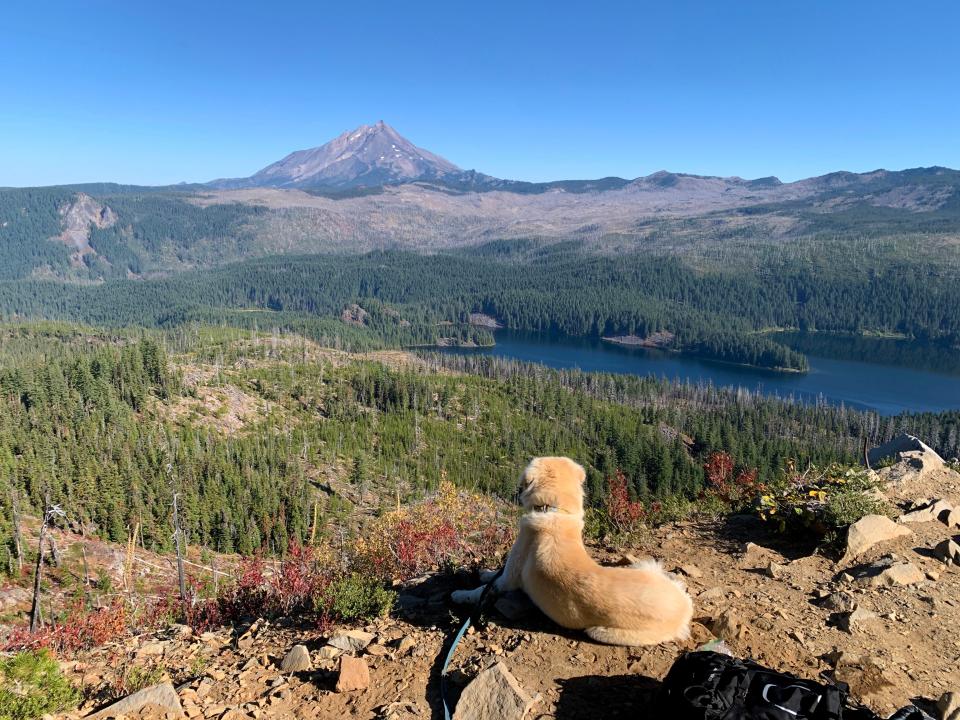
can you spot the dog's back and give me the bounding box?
[453,456,694,646]
[520,513,693,645]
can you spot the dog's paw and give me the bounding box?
[451,588,481,605]
[478,569,500,583]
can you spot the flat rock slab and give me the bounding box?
[899,499,954,524]
[317,645,342,659]
[868,561,925,587]
[328,629,375,653]
[87,681,185,719]
[335,654,370,692]
[453,661,539,720]
[842,515,912,563]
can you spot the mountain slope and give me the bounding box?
[211,121,463,189]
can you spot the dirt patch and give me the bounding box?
[162,381,273,436]
[41,504,960,719]
[360,350,427,372]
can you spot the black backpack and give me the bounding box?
[655,651,930,720]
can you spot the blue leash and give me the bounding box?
[440,567,505,720]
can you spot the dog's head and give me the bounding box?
[518,456,586,516]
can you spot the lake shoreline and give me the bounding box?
[439,329,960,415]
[600,333,806,374]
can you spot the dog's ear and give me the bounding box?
[558,457,586,485]
[520,458,539,490]
[574,461,587,485]
[521,457,551,495]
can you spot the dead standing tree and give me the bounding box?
[29,497,66,633]
[9,489,24,573]
[166,461,188,605]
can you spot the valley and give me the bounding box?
[3,121,960,720]
[3,123,960,380]
[1,323,959,719]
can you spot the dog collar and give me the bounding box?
[532,504,563,514]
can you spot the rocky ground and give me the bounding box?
[5,436,960,720]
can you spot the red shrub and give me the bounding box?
[392,518,460,578]
[704,451,735,492]
[215,555,269,622]
[352,482,514,582]
[268,543,333,615]
[703,451,763,508]
[604,470,646,536]
[2,599,127,655]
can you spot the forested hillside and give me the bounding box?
[1,324,957,562]
[3,249,960,371]
[4,169,960,373]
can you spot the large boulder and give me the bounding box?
[869,434,943,469]
[938,691,960,720]
[87,681,185,719]
[841,514,912,564]
[869,434,945,489]
[453,662,539,720]
[946,507,960,528]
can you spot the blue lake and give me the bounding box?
[447,330,960,416]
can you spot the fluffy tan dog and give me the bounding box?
[452,456,693,646]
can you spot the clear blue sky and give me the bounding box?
[2,0,958,186]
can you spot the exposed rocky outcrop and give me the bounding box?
[87,681,184,719]
[341,303,370,326]
[57,192,117,264]
[869,434,944,485]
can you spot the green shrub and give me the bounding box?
[326,573,395,622]
[690,492,729,520]
[0,650,80,720]
[582,506,606,542]
[120,665,165,695]
[651,494,698,524]
[758,463,892,545]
